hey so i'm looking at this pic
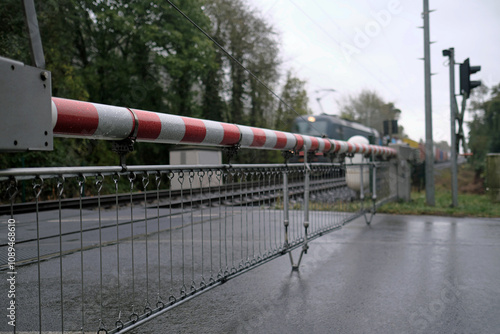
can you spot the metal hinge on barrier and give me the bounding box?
[222,144,240,164]
[281,150,295,163]
[112,107,139,170]
[112,138,136,170]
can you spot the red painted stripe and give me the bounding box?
[220,123,241,145]
[294,134,304,151]
[250,128,266,147]
[131,109,162,140]
[53,98,98,136]
[309,137,319,151]
[181,117,207,143]
[322,139,332,152]
[346,142,354,153]
[274,131,287,149]
[332,140,341,152]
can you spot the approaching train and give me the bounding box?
[292,114,450,163]
[290,114,381,162]
[291,114,381,145]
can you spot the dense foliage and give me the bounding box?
[468,84,500,176]
[0,0,310,167]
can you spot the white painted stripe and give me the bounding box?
[328,139,336,153]
[156,113,186,143]
[262,129,277,149]
[202,120,224,145]
[302,136,312,150]
[51,100,57,129]
[317,138,325,152]
[283,132,297,150]
[337,141,348,154]
[93,103,133,139]
[237,125,254,148]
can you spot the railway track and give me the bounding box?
[0,177,347,216]
[0,177,348,270]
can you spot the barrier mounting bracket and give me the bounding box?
[0,57,53,151]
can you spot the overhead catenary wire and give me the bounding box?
[288,0,397,94]
[309,0,400,84]
[164,0,326,136]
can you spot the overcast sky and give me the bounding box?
[247,0,500,144]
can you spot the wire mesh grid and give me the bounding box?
[0,161,396,333]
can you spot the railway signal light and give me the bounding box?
[383,120,398,136]
[459,58,481,97]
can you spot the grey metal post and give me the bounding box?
[359,164,364,208]
[292,145,310,270]
[445,48,459,207]
[283,170,290,248]
[396,160,400,199]
[303,145,310,230]
[423,0,435,206]
[459,96,469,155]
[363,162,378,225]
[22,0,46,68]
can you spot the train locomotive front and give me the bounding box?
[291,114,381,162]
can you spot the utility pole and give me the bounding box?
[423,0,435,206]
[443,48,459,207]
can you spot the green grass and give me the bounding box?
[377,164,500,218]
[377,190,500,217]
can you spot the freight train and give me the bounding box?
[402,138,450,163]
[402,138,450,191]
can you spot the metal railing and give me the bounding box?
[1,93,401,333]
[0,159,397,333]
[1,21,403,329]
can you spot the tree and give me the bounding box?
[0,0,218,166]
[337,89,403,138]
[275,71,311,131]
[204,0,280,126]
[0,0,309,168]
[468,84,500,176]
[246,12,280,128]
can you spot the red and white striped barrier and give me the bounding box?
[51,97,397,157]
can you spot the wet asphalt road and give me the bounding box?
[130,213,500,334]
